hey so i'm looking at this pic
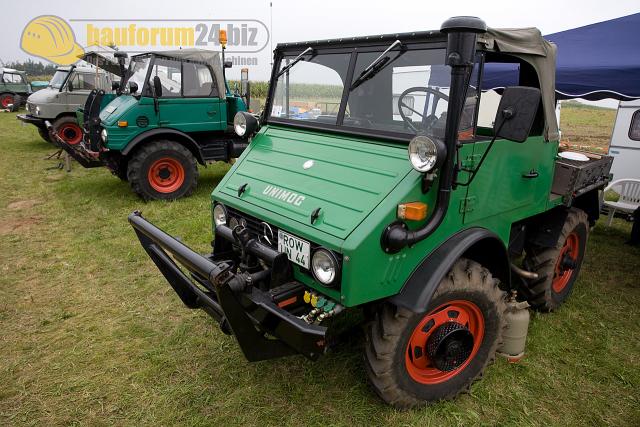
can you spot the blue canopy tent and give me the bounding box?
[482,13,640,101]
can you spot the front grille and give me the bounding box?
[225,206,343,275]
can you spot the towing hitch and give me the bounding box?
[128,211,328,361]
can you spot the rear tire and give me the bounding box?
[364,258,506,408]
[522,208,589,311]
[127,140,198,201]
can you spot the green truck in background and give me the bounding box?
[1,68,32,111]
[129,17,612,407]
[57,46,251,201]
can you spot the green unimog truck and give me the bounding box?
[128,17,612,407]
[57,47,250,201]
[1,68,31,111]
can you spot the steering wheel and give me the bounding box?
[397,87,449,133]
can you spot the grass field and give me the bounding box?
[1,104,638,426]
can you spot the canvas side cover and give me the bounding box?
[479,28,559,141]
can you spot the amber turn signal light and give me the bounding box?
[397,202,427,221]
[117,121,128,127]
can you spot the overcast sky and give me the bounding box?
[1,0,637,106]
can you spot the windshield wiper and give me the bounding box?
[350,40,404,90]
[276,47,314,78]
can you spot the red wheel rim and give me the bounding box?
[405,300,485,385]
[147,157,185,193]
[552,232,580,293]
[57,123,82,145]
[1,95,14,108]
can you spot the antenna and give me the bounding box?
[270,2,273,66]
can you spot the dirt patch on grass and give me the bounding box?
[0,216,42,235]
[7,199,41,210]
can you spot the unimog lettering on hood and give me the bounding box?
[263,185,306,206]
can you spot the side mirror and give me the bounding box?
[152,76,162,98]
[493,86,541,143]
[112,81,120,91]
[224,59,233,69]
[129,81,139,94]
[67,80,74,92]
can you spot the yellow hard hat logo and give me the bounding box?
[21,15,84,66]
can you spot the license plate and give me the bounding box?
[278,230,310,269]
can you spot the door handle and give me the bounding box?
[522,170,539,179]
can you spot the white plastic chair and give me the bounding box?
[603,179,640,227]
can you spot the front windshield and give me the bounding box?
[49,70,69,89]
[124,55,151,95]
[269,46,459,138]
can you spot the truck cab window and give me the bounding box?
[347,48,451,137]
[183,63,215,97]
[271,53,350,124]
[150,58,182,97]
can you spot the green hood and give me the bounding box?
[218,126,412,240]
[100,95,137,126]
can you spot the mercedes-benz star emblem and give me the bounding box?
[260,222,275,246]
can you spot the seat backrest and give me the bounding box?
[620,180,640,205]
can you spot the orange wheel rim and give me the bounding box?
[57,123,82,145]
[552,232,580,293]
[405,300,484,385]
[147,157,185,193]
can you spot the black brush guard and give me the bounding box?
[128,211,327,361]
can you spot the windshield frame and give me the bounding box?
[265,34,458,142]
[49,68,73,90]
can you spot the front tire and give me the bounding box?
[364,259,506,408]
[127,140,198,201]
[522,208,589,311]
[37,127,52,143]
[51,116,83,146]
[0,93,15,109]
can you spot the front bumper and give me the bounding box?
[16,114,45,127]
[129,211,328,361]
[43,120,104,168]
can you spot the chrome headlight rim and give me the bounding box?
[311,248,340,287]
[212,203,228,227]
[233,112,247,136]
[100,128,108,142]
[233,111,258,137]
[408,135,446,173]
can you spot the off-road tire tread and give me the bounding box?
[127,140,198,201]
[522,208,588,312]
[364,258,507,409]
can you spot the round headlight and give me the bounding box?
[213,204,227,227]
[101,128,108,142]
[311,249,339,286]
[408,136,446,173]
[233,112,247,136]
[233,111,259,137]
[35,105,40,115]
